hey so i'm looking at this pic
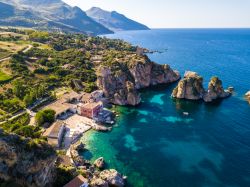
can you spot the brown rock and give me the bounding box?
[94,157,105,169]
[172,71,205,100]
[99,169,125,187]
[97,58,180,106]
[203,76,231,102]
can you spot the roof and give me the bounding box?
[47,121,65,138]
[64,175,88,187]
[44,100,75,116]
[62,91,83,102]
[81,101,103,110]
[81,93,92,103]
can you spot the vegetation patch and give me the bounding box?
[0,70,12,83]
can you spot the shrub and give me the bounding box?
[35,109,56,126]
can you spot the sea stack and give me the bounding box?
[203,76,231,102]
[172,71,231,102]
[245,91,250,104]
[172,71,205,100]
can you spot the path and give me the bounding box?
[0,44,33,62]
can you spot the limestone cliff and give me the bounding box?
[172,71,231,102]
[172,71,205,100]
[97,56,180,106]
[245,91,250,104]
[203,76,231,102]
[0,130,57,187]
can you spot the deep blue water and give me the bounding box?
[82,29,250,187]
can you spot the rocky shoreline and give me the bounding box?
[69,141,126,187]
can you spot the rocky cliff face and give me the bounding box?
[203,76,231,102]
[245,91,250,104]
[0,130,57,187]
[97,57,180,106]
[172,71,231,102]
[172,71,205,100]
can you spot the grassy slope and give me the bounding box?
[0,70,12,82]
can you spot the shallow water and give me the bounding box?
[82,29,250,187]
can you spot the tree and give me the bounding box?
[23,94,34,107]
[35,109,56,126]
[13,80,26,99]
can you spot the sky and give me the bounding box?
[62,0,250,28]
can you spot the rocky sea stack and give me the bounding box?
[172,71,205,100]
[172,71,231,102]
[97,56,180,106]
[245,91,250,104]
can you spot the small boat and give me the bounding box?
[183,112,189,116]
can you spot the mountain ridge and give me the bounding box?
[0,0,113,35]
[86,7,150,32]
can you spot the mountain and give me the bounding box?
[0,0,113,35]
[86,7,150,32]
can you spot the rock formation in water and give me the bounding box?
[203,76,231,102]
[99,169,126,187]
[90,169,125,187]
[0,130,56,187]
[94,157,105,169]
[172,71,231,102]
[245,91,250,104]
[97,56,180,106]
[172,71,205,100]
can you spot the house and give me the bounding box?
[81,93,92,104]
[44,100,77,119]
[44,91,83,119]
[78,101,103,119]
[62,91,83,103]
[64,175,89,187]
[45,120,65,148]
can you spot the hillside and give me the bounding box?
[86,7,150,32]
[0,0,113,35]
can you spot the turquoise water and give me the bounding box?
[82,29,250,187]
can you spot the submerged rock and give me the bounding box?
[172,71,231,102]
[172,71,205,100]
[97,56,180,106]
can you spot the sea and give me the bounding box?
[81,29,250,187]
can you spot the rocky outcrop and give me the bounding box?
[172,71,231,102]
[0,130,56,187]
[90,176,109,187]
[99,169,126,187]
[245,91,250,104]
[97,57,180,106]
[203,77,231,102]
[172,71,205,100]
[94,157,105,169]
